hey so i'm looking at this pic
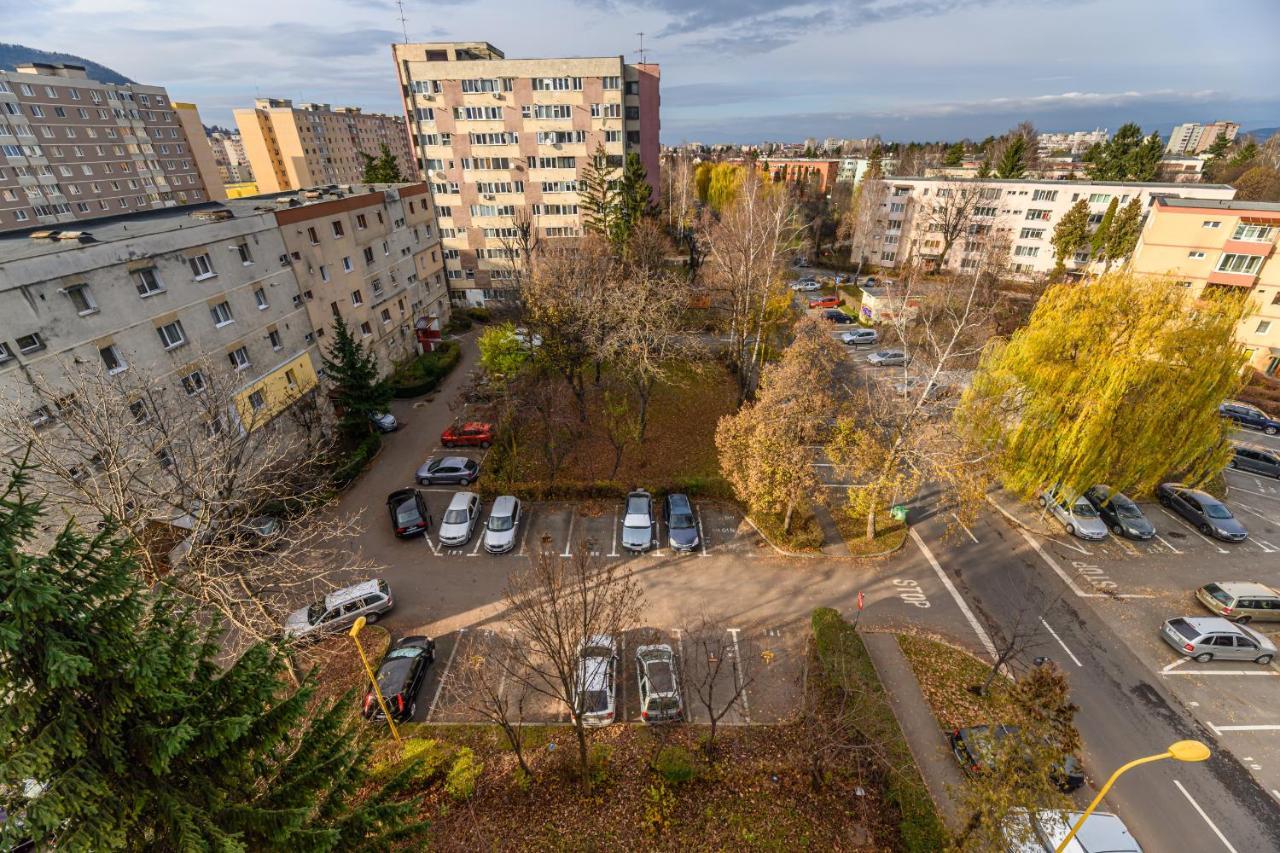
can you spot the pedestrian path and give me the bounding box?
[812,504,851,557]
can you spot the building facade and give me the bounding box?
[754,157,840,194]
[1131,197,1280,374]
[234,99,416,194]
[391,41,661,306]
[0,62,221,234]
[1037,129,1109,155]
[858,177,1236,278]
[1166,121,1240,155]
[209,130,254,184]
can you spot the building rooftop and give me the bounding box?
[0,183,422,264]
[1154,197,1280,212]
[887,176,1235,190]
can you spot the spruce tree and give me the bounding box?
[975,158,992,179]
[579,143,617,239]
[359,143,405,183]
[1090,197,1118,258]
[994,136,1028,179]
[0,457,426,851]
[613,152,653,248]
[321,315,392,441]
[1050,199,1091,278]
[943,142,965,167]
[1103,198,1144,269]
[1129,132,1164,182]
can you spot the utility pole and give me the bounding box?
[636,32,646,64]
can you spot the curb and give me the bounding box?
[742,513,821,558]
[984,492,1057,538]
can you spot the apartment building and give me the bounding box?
[1037,129,1108,155]
[234,99,416,194]
[860,177,1236,278]
[391,41,661,306]
[0,62,221,234]
[755,157,840,194]
[1166,121,1239,155]
[1131,198,1280,374]
[209,130,254,184]
[175,103,228,203]
[277,182,448,370]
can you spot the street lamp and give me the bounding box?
[1053,740,1210,853]
[349,615,400,742]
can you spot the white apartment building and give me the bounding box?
[860,177,1236,278]
[1037,129,1108,154]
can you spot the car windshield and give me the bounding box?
[306,603,324,625]
[1072,500,1098,517]
[385,646,422,660]
[394,502,419,523]
[670,512,695,529]
[488,513,514,531]
[1113,498,1143,519]
[443,508,470,524]
[626,496,649,515]
[651,697,680,712]
[582,689,609,714]
[1204,502,1233,520]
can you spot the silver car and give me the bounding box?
[1006,809,1142,853]
[439,491,481,547]
[622,489,654,553]
[1161,616,1276,665]
[283,579,393,640]
[840,328,879,346]
[483,495,522,554]
[866,349,909,366]
[636,643,683,723]
[575,635,618,727]
[1039,486,1108,540]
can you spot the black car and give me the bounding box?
[362,636,436,722]
[822,308,856,325]
[949,724,1084,792]
[1220,401,1280,435]
[663,493,700,552]
[1083,485,1155,540]
[1157,482,1248,541]
[387,488,431,538]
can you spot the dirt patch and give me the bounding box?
[896,633,1014,730]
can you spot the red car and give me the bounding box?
[440,421,494,448]
[809,294,840,309]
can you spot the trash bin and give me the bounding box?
[890,504,909,524]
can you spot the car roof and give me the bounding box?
[637,646,676,692]
[579,634,615,652]
[387,488,418,503]
[1211,581,1279,597]
[458,421,489,430]
[1175,615,1241,634]
[491,494,518,514]
[446,491,479,509]
[325,579,383,609]
[666,493,691,511]
[1031,810,1139,853]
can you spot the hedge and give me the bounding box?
[390,340,461,398]
[331,432,382,487]
[810,608,949,852]
[473,475,736,503]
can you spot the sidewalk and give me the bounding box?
[861,631,965,832]
[812,504,851,557]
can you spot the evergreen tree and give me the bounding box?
[579,144,618,238]
[1229,139,1261,167]
[943,141,965,167]
[994,136,1028,178]
[0,458,425,851]
[1090,197,1118,258]
[866,146,884,179]
[613,152,654,248]
[976,158,992,179]
[1202,135,1232,163]
[358,143,405,183]
[1103,198,1144,269]
[1086,123,1158,181]
[1050,199,1091,278]
[1129,132,1164,181]
[321,315,391,441]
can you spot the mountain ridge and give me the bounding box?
[0,43,133,85]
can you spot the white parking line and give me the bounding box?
[423,533,442,556]
[696,509,709,557]
[561,509,576,557]
[910,529,999,660]
[727,627,750,723]
[468,532,484,556]
[1154,532,1184,555]
[951,512,979,544]
[517,512,532,556]
[1157,507,1229,554]
[609,511,619,557]
[1039,618,1083,667]
[1172,780,1239,853]
[1160,657,1276,676]
[1207,722,1280,734]
[1225,483,1280,503]
[427,628,465,721]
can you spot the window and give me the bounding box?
[342,257,352,273]
[603,76,621,89]
[1088,193,1111,204]
[188,253,215,279]
[331,220,345,238]
[1026,209,1051,221]
[1032,189,1058,201]
[285,368,298,388]
[66,284,97,314]
[1216,253,1264,275]
[356,213,367,229]
[228,346,250,370]
[381,308,392,324]
[1014,245,1040,257]
[210,301,234,327]
[17,333,46,354]
[1258,320,1272,335]
[1203,220,1221,229]
[254,288,269,309]
[319,264,330,282]
[363,246,374,265]
[1187,251,1205,259]
[268,329,282,350]
[359,321,373,336]
[351,290,364,306]
[156,321,186,349]
[307,226,319,244]
[248,390,266,411]
[236,242,253,265]
[1019,228,1045,239]
[99,344,126,374]
[181,370,206,395]
[0,342,12,364]
[1233,223,1274,242]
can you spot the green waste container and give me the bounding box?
[890,504,909,523]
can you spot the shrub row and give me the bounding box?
[330,432,382,487]
[810,608,949,853]
[473,475,736,503]
[390,340,461,398]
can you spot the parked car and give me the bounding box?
[1219,400,1280,435]
[576,635,618,726]
[893,376,943,399]
[513,327,543,349]
[483,495,522,554]
[949,724,1084,792]
[370,412,399,433]
[1230,444,1280,478]
[1039,486,1108,540]
[362,635,435,722]
[283,579,393,640]
[1196,581,1280,624]
[239,515,283,549]
[833,274,848,285]
[822,309,856,324]
[622,489,655,553]
[1156,483,1248,541]
[840,328,879,346]
[863,276,878,286]
[793,256,811,267]
[416,455,479,486]
[1160,615,1276,664]
[809,294,840,309]
[386,488,431,538]
[1005,809,1142,853]
[866,349,909,366]
[439,492,481,547]
[636,644,683,723]
[440,421,495,448]
[798,280,822,292]
[663,493,700,552]
[1083,485,1154,540]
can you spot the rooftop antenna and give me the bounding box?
[396,0,409,43]
[637,32,646,64]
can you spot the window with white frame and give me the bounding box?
[359,321,373,336]
[1202,220,1221,229]
[351,290,364,306]
[1257,320,1271,335]
[236,242,253,264]
[0,342,12,363]
[254,288,269,309]
[99,344,126,374]
[268,329,282,350]
[342,257,352,273]
[209,301,234,327]
[248,390,266,411]
[135,267,164,296]
[66,284,97,314]
[1187,251,1205,259]
[181,370,206,395]
[227,346,250,370]
[1216,253,1263,275]
[188,253,215,279]
[156,321,185,349]
[1233,223,1274,242]
[331,220,345,237]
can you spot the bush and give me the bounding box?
[390,340,461,398]
[371,738,453,786]
[652,745,696,785]
[752,508,824,552]
[444,746,483,800]
[331,432,381,487]
[444,313,473,335]
[810,608,948,852]
[465,306,492,324]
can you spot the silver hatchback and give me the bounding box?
[1161,616,1276,665]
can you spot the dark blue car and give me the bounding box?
[1220,401,1280,436]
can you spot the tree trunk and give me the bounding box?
[784,500,794,534]
[864,484,879,542]
[573,720,591,786]
[635,379,654,443]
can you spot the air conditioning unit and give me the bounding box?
[492,93,504,100]
[279,253,291,267]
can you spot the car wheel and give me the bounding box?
[481,441,491,448]
[459,476,472,486]
[1236,616,1252,625]
[1193,651,1213,662]
[1256,654,1273,665]
[1037,496,1047,507]
[1267,427,1278,436]
[1065,524,1075,537]
[1111,524,1124,535]
[1199,523,1212,535]
[1229,459,1238,468]
[1158,495,1170,507]
[443,440,452,448]
[365,612,379,625]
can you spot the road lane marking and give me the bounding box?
[1039,618,1083,667]
[424,534,441,556]
[910,529,999,660]
[951,512,979,543]
[727,627,751,723]
[1156,507,1229,554]
[561,509,576,557]
[427,628,465,722]
[609,511,619,557]
[1225,483,1280,503]
[1154,532,1184,554]
[1054,536,1092,556]
[1016,528,1092,598]
[1111,536,1141,557]
[1172,780,1239,853]
[1207,722,1280,734]
[696,509,709,557]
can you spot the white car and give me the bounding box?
[840,328,879,346]
[513,327,543,349]
[483,495,522,554]
[1006,809,1141,852]
[575,635,619,726]
[798,280,822,292]
[1039,486,1108,540]
[439,491,481,547]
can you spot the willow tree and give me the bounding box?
[956,271,1248,500]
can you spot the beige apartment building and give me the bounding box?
[391,41,661,305]
[234,99,416,194]
[1131,197,1280,375]
[209,130,254,184]
[1166,121,1239,155]
[860,177,1236,278]
[0,62,222,234]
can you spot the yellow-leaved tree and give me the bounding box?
[956,271,1249,498]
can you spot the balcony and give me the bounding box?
[1222,239,1275,257]
[1207,270,1258,288]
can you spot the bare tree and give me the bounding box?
[681,615,756,759]
[800,635,896,792]
[839,175,889,273]
[502,543,644,785]
[914,180,991,271]
[449,631,535,779]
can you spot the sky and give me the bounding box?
[4,0,1279,144]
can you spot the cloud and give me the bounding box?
[118,23,401,58]
[866,89,1225,119]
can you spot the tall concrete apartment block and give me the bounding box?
[391,41,661,306]
[0,63,221,234]
[1166,121,1240,155]
[234,99,417,194]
